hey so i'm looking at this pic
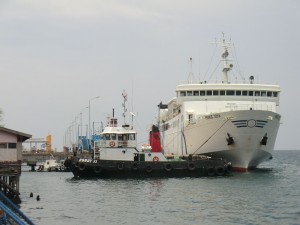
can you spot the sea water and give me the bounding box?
[19,150,300,225]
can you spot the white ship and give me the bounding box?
[157,37,281,171]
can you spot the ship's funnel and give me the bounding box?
[149,125,162,152]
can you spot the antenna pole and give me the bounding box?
[122,90,127,125]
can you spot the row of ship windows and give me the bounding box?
[179,90,278,97]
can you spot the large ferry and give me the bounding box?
[157,37,281,171]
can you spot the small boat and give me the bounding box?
[37,156,60,172]
[65,92,232,178]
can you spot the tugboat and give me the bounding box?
[65,91,232,178]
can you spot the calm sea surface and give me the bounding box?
[19,150,300,225]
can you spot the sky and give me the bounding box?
[0,0,299,151]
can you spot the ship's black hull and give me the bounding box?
[65,157,232,178]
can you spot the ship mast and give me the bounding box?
[122,90,128,125]
[217,34,233,83]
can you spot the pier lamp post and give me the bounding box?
[78,106,88,152]
[89,96,100,150]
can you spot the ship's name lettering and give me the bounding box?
[205,114,221,119]
[78,159,92,163]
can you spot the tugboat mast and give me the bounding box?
[122,90,128,125]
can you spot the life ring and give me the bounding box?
[215,166,225,176]
[94,166,102,174]
[188,162,196,171]
[207,167,215,176]
[117,163,125,171]
[79,163,86,171]
[153,156,159,162]
[109,141,115,147]
[164,163,172,172]
[132,162,138,171]
[145,165,152,173]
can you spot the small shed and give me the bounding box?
[0,127,31,203]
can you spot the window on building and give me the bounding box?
[206,90,212,96]
[249,91,254,96]
[255,91,260,96]
[236,90,241,96]
[220,90,225,96]
[180,91,186,96]
[273,92,278,97]
[193,91,199,96]
[242,90,247,96]
[0,143,7,149]
[187,91,193,96]
[261,91,266,96]
[200,91,205,96]
[267,91,272,97]
[8,143,17,149]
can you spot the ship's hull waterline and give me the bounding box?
[161,110,281,171]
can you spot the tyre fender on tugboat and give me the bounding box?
[145,165,152,173]
[78,163,86,171]
[164,163,172,172]
[132,162,138,171]
[215,166,225,176]
[117,163,125,171]
[188,162,196,171]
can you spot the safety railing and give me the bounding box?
[0,191,34,225]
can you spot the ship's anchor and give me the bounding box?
[226,133,234,145]
[260,133,268,145]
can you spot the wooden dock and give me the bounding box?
[0,162,21,204]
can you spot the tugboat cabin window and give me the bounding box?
[267,91,272,97]
[236,90,241,96]
[249,91,254,96]
[111,134,116,140]
[193,91,199,96]
[104,134,111,140]
[242,90,247,96]
[129,134,135,141]
[187,91,193,96]
[213,90,219,95]
[200,91,205,96]
[180,91,186,96]
[206,90,212,96]
[118,134,123,140]
[273,92,278,97]
[220,90,225,96]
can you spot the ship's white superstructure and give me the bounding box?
[158,37,281,171]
